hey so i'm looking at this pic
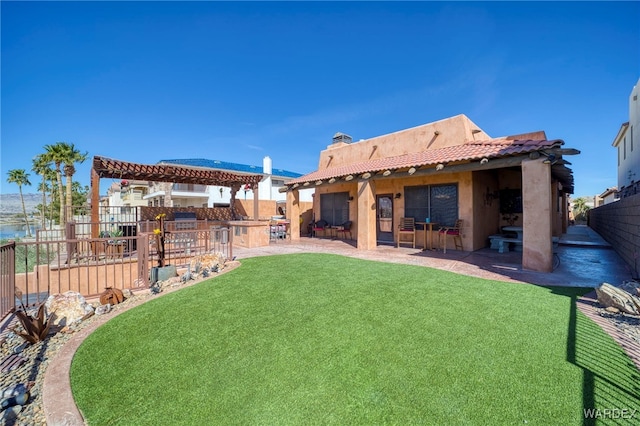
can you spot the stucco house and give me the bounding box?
[283,114,578,273]
[143,156,314,208]
[612,78,640,199]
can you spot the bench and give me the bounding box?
[488,234,510,249]
[498,238,523,253]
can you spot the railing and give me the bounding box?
[0,242,16,319]
[0,226,233,319]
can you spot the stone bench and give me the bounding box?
[489,234,510,249]
[498,238,523,253]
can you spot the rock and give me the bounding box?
[123,289,134,298]
[620,280,640,297]
[596,283,640,315]
[0,391,29,410]
[1,405,22,422]
[45,291,95,326]
[0,383,33,399]
[189,253,225,275]
[605,306,620,314]
[95,304,112,315]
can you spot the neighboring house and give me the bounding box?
[612,78,640,198]
[283,114,579,273]
[143,156,314,208]
[596,187,619,206]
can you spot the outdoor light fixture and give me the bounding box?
[395,193,402,199]
[345,175,354,181]
[361,172,372,179]
[383,170,392,176]
[434,131,440,136]
[328,178,336,184]
[480,158,489,165]
[408,167,416,175]
[436,163,445,171]
[348,196,354,201]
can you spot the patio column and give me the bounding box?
[252,184,260,220]
[287,189,301,241]
[357,179,376,250]
[91,167,100,238]
[521,158,553,272]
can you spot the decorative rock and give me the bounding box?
[95,304,112,315]
[1,383,32,399]
[45,291,95,326]
[1,391,29,410]
[122,289,134,299]
[605,306,620,314]
[11,342,28,355]
[189,253,225,275]
[1,405,22,422]
[596,283,640,315]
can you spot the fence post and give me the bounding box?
[137,233,149,288]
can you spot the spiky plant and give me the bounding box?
[13,303,51,344]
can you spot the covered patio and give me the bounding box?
[281,115,579,273]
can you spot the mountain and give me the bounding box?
[0,193,43,215]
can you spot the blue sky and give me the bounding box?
[1,1,639,198]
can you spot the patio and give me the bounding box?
[234,225,630,289]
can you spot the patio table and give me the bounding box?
[416,222,439,251]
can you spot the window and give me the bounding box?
[320,192,349,226]
[404,184,458,227]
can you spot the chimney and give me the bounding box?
[263,156,272,175]
[332,132,353,144]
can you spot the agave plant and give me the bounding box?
[13,288,51,344]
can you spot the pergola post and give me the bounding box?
[253,184,260,220]
[357,179,377,250]
[287,189,301,241]
[91,167,100,238]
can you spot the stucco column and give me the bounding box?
[522,158,553,272]
[252,184,260,220]
[561,192,568,234]
[287,189,301,241]
[357,179,376,250]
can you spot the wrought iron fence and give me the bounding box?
[0,242,16,319]
[0,225,233,320]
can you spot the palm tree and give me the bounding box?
[6,169,33,237]
[32,154,53,230]
[572,197,591,222]
[44,142,68,226]
[61,143,88,220]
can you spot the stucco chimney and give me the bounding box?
[332,132,353,144]
[263,156,272,175]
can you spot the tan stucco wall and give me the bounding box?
[319,115,490,170]
[472,170,501,248]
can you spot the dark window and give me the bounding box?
[404,184,458,227]
[320,192,349,226]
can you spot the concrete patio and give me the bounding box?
[234,225,632,289]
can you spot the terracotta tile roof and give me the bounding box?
[287,138,564,185]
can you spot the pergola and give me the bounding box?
[90,156,264,236]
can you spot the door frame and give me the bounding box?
[376,193,394,243]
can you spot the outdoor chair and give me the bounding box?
[335,220,353,240]
[397,217,416,248]
[312,219,329,238]
[438,219,463,253]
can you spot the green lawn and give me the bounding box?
[71,253,640,425]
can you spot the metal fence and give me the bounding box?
[0,224,232,320]
[0,242,16,319]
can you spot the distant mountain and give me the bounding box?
[0,193,43,215]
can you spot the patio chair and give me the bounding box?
[312,219,329,238]
[335,220,353,240]
[438,219,463,253]
[397,217,416,248]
